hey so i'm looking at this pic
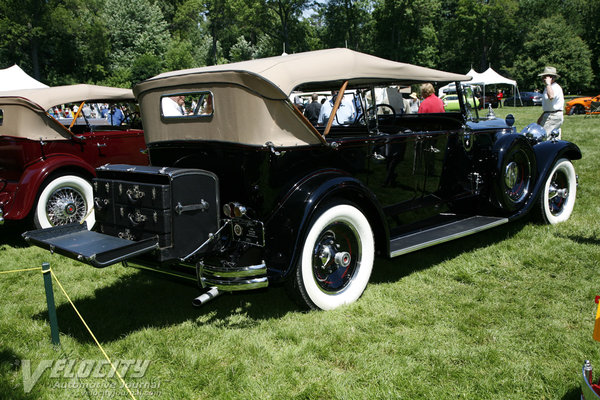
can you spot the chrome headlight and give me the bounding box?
[520,123,547,144]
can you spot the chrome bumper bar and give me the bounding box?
[197,261,268,291]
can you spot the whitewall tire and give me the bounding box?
[539,158,577,225]
[34,175,95,230]
[291,203,375,310]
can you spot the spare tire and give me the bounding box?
[493,139,536,212]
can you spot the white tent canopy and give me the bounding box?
[0,65,48,91]
[438,67,520,107]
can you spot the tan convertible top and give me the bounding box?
[135,48,471,99]
[0,84,134,110]
[134,48,471,147]
[0,84,135,141]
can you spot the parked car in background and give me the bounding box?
[441,93,478,111]
[565,94,600,115]
[0,85,148,229]
[503,91,543,106]
[24,49,581,311]
[476,93,499,109]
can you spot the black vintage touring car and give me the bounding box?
[24,49,581,310]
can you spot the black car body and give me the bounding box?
[24,49,581,310]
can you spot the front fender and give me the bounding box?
[264,169,386,283]
[509,140,582,221]
[8,154,95,220]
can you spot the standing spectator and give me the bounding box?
[497,90,504,108]
[318,91,356,126]
[418,83,444,113]
[536,66,564,139]
[303,93,322,126]
[408,92,420,114]
[162,95,186,116]
[108,105,125,126]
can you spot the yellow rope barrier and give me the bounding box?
[49,268,138,400]
[0,267,42,274]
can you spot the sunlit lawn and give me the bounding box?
[1,107,599,399]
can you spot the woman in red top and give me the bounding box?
[418,83,445,113]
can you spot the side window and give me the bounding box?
[47,102,139,129]
[160,92,213,119]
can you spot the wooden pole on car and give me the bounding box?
[323,80,349,137]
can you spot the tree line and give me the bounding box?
[1,0,598,93]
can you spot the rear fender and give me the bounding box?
[264,169,387,283]
[7,154,95,220]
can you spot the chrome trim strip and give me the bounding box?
[0,207,3,225]
[202,262,267,278]
[200,276,269,291]
[390,217,509,258]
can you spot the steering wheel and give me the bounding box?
[367,104,397,118]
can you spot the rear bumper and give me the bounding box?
[198,261,269,291]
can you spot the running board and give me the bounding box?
[390,216,508,257]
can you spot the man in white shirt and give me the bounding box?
[162,95,186,116]
[318,91,356,126]
[536,66,564,139]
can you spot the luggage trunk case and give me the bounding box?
[23,164,220,267]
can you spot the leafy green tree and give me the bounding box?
[373,0,440,66]
[0,0,48,79]
[229,36,255,61]
[437,0,518,74]
[165,37,197,70]
[102,0,171,71]
[510,15,593,92]
[322,0,374,53]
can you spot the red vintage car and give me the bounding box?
[0,84,148,229]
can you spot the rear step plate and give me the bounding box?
[22,223,159,268]
[390,215,508,257]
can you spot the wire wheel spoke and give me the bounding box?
[46,187,87,225]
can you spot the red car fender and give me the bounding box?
[9,154,96,220]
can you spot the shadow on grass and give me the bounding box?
[555,232,600,247]
[33,268,298,344]
[0,221,30,249]
[0,348,39,400]
[31,219,529,344]
[370,219,528,284]
[561,386,583,400]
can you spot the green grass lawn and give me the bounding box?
[1,108,599,399]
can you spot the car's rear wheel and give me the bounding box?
[288,203,374,310]
[34,175,95,230]
[538,158,577,224]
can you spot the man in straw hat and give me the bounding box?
[536,66,564,139]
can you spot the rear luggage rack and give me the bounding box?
[22,223,159,268]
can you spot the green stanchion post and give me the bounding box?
[42,262,60,346]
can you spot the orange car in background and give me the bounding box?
[565,94,600,115]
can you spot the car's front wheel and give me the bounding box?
[288,203,374,310]
[538,158,577,224]
[34,175,95,229]
[570,104,585,115]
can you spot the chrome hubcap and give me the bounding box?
[46,187,87,226]
[312,223,360,293]
[547,171,569,216]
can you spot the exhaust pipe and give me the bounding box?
[192,286,220,307]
